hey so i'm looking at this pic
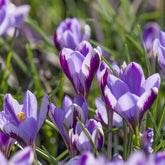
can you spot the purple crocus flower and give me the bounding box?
[142,23,161,53]
[69,119,104,153]
[60,41,101,100]
[49,94,88,157]
[0,0,30,36]
[153,30,165,73]
[98,62,160,133]
[54,17,91,51]
[0,132,15,158]
[0,146,34,165]
[0,90,49,151]
[127,150,149,165]
[154,151,165,165]
[64,152,124,165]
[140,128,154,154]
[95,97,122,127]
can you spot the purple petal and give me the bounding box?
[49,105,67,141]
[75,41,93,57]
[140,73,161,95]
[160,31,165,47]
[107,74,130,100]
[60,48,85,95]
[62,31,76,50]
[19,118,37,143]
[154,151,165,165]
[140,128,154,154]
[104,85,117,110]
[37,94,49,132]
[86,119,104,151]
[137,87,158,125]
[97,68,109,96]
[142,23,160,52]
[95,97,108,125]
[0,132,15,158]
[83,25,91,41]
[127,151,148,165]
[3,94,21,125]
[70,18,82,43]
[153,39,165,72]
[76,130,93,152]
[115,92,139,133]
[113,112,123,128]
[9,146,34,165]
[69,51,84,73]
[122,62,145,95]
[63,104,85,130]
[0,151,7,164]
[3,123,29,147]
[0,112,9,130]
[22,90,38,120]
[62,95,73,112]
[60,48,74,81]
[80,48,101,98]
[73,94,88,122]
[92,127,104,151]
[153,38,159,58]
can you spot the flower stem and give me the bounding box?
[107,106,113,160]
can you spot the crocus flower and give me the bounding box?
[140,128,154,154]
[127,150,149,165]
[54,17,91,51]
[95,97,122,127]
[142,23,161,53]
[0,90,49,151]
[0,132,15,158]
[98,62,160,133]
[0,146,34,165]
[154,151,165,165]
[153,30,165,73]
[64,152,124,165]
[60,41,101,100]
[49,94,88,157]
[0,0,30,36]
[69,119,104,153]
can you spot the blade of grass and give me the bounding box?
[0,38,31,78]
[25,16,58,54]
[158,101,165,133]
[105,126,123,134]
[25,42,44,97]
[125,34,144,57]
[153,132,165,148]
[45,119,59,132]
[127,130,132,158]
[1,29,16,92]
[56,149,69,161]
[137,24,151,76]
[124,43,131,63]
[36,146,58,164]
[41,146,58,165]
[147,111,160,137]
[101,55,119,78]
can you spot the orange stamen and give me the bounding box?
[17,112,25,122]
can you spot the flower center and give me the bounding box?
[17,112,25,122]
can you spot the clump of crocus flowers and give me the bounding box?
[1,11,165,165]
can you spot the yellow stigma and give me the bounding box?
[17,112,25,122]
[88,66,91,70]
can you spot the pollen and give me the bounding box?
[88,66,91,70]
[17,112,25,123]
